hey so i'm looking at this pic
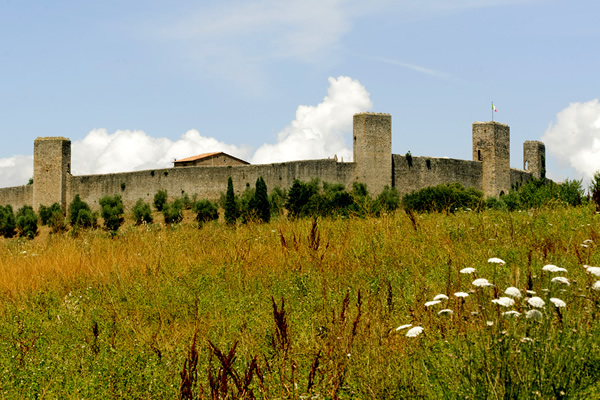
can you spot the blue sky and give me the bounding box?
[1,0,599,188]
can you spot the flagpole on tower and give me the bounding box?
[491,101,494,122]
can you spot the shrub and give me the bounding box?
[193,199,219,226]
[285,179,319,218]
[38,203,62,226]
[68,195,95,228]
[269,187,287,217]
[49,210,67,234]
[402,183,484,213]
[16,205,38,239]
[163,199,184,225]
[153,190,168,211]
[224,177,238,225]
[0,205,16,238]
[99,195,125,233]
[376,185,401,213]
[132,199,153,225]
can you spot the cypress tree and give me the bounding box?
[253,176,270,223]
[224,177,237,225]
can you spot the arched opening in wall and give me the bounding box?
[499,190,505,196]
[525,161,529,170]
[478,150,482,161]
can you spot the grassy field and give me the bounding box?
[1,205,600,399]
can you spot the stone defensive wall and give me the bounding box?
[0,185,33,211]
[69,159,356,210]
[392,155,483,196]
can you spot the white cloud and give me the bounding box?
[0,76,371,187]
[251,76,372,163]
[72,129,251,176]
[0,155,33,187]
[541,99,600,180]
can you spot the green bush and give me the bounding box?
[193,199,219,226]
[15,205,38,239]
[163,199,184,225]
[68,195,96,228]
[38,203,62,226]
[153,190,168,211]
[376,185,401,213]
[268,187,287,217]
[402,183,484,213]
[99,195,125,233]
[0,205,16,238]
[590,171,600,211]
[49,210,67,234]
[132,199,153,225]
[285,179,319,218]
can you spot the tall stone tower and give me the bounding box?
[33,137,71,211]
[353,112,392,195]
[523,140,546,179]
[472,121,510,198]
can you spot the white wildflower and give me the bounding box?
[424,300,441,307]
[486,321,494,326]
[438,309,453,316]
[520,337,534,343]
[542,264,567,273]
[593,281,600,291]
[526,309,543,321]
[526,290,537,295]
[488,257,506,264]
[502,310,521,318]
[527,296,545,308]
[395,324,412,331]
[460,267,476,274]
[585,266,600,277]
[492,297,515,307]
[550,298,566,308]
[472,278,494,287]
[551,276,570,286]
[454,292,469,298]
[433,294,449,301]
[504,287,522,298]
[406,326,424,338]
[583,239,593,244]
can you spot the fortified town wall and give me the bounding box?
[0,113,545,211]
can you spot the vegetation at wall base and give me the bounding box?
[99,195,125,233]
[0,205,16,238]
[68,194,97,229]
[15,205,38,239]
[193,199,219,226]
[1,205,600,398]
[163,199,184,225]
[224,176,238,225]
[132,199,153,225]
[153,189,168,212]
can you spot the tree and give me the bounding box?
[251,176,270,223]
[153,189,168,211]
[590,171,600,211]
[38,203,62,225]
[163,199,184,225]
[69,194,95,228]
[16,205,38,239]
[99,195,125,233]
[132,199,153,225]
[224,177,238,225]
[0,205,16,238]
[193,199,219,227]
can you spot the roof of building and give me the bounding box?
[173,152,250,165]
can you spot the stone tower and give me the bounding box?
[353,112,392,195]
[33,137,71,211]
[523,140,546,180]
[472,121,510,198]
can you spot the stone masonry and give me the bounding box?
[0,115,545,211]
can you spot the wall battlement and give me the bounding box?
[0,116,545,211]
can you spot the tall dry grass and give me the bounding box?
[0,206,599,398]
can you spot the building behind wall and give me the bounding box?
[0,114,546,212]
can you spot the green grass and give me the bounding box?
[1,206,600,398]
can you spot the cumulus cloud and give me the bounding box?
[0,76,371,187]
[541,99,600,180]
[71,129,251,176]
[251,76,372,163]
[0,155,33,187]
